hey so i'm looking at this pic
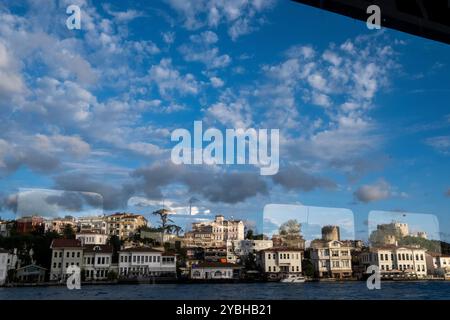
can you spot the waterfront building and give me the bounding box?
[359,245,428,278]
[44,216,77,234]
[16,216,44,234]
[77,215,108,234]
[426,252,450,275]
[106,213,148,240]
[185,215,244,247]
[310,239,353,278]
[50,239,83,281]
[0,249,8,285]
[257,248,303,279]
[83,245,113,280]
[226,240,273,264]
[190,262,242,280]
[15,264,47,283]
[76,231,109,245]
[118,247,176,278]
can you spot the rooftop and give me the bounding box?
[192,262,242,269]
[51,239,82,248]
[84,245,113,253]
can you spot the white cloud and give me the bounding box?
[210,76,225,87]
[165,0,276,40]
[148,58,199,96]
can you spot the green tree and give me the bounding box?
[279,219,301,236]
[246,229,254,240]
[62,224,75,239]
[107,270,118,281]
[108,235,122,264]
[152,208,174,233]
[302,259,314,277]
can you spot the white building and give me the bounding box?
[426,252,450,275]
[50,239,84,281]
[76,231,109,245]
[310,240,353,279]
[77,216,108,234]
[185,215,245,247]
[118,247,176,278]
[360,245,428,278]
[83,245,113,280]
[0,249,8,285]
[226,240,273,264]
[258,248,303,279]
[190,262,242,280]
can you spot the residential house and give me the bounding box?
[426,252,450,275]
[0,249,8,285]
[83,245,113,280]
[118,247,176,278]
[310,239,353,279]
[44,216,77,234]
[258,248,303,279]
[50,239,83,281]
[77,216,108,234]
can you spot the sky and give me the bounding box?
[0,0,449,242]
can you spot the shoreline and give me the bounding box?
[2,277,447,288]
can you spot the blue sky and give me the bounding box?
[0,0,449,241]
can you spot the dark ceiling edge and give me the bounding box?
[292,0,450,45]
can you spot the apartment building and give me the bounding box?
[83,245,113,280]
[226,240,273,264]
[310,240,353,279]
[185,215,245,247]
[359,245,428,278]
[50,239,84,281]
[77,216,107,234]
[106,213,148,240]
[44,216,77,234]
[76,231,109,245]
[258,248,303,279]
[118,247,176,278]
[16,216,44,234]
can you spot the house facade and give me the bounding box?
[106,213,147,240]
[258,248,303,278]
[50,239,84,281]
[83,245,113,280]
[76,231,109,245]
[310,240,353,278]
[118,247,176,278]
[360,246,428,278]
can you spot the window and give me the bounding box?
[53,263,56,268]
[268,266,271,272]
[54,252,57,258]
[77,252,80,258]
[268,253,271,259]
[380,254,384,261]
[66,252,70,258]
[72,252,75,258]
[120,256,123,263]
[385,254,388,260]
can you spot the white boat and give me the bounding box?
[280,275,306,283]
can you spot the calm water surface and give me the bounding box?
[0,282,449,300]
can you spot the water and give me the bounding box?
[0,282,449,300]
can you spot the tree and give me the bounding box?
[62,224,75,239]
[246,229,254,240]
[152,208,174,233]
[108,235,122,264]
[107,270,118,281]
[302,259,314,277]
[279,219,301,236]
[167,224,183,236]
